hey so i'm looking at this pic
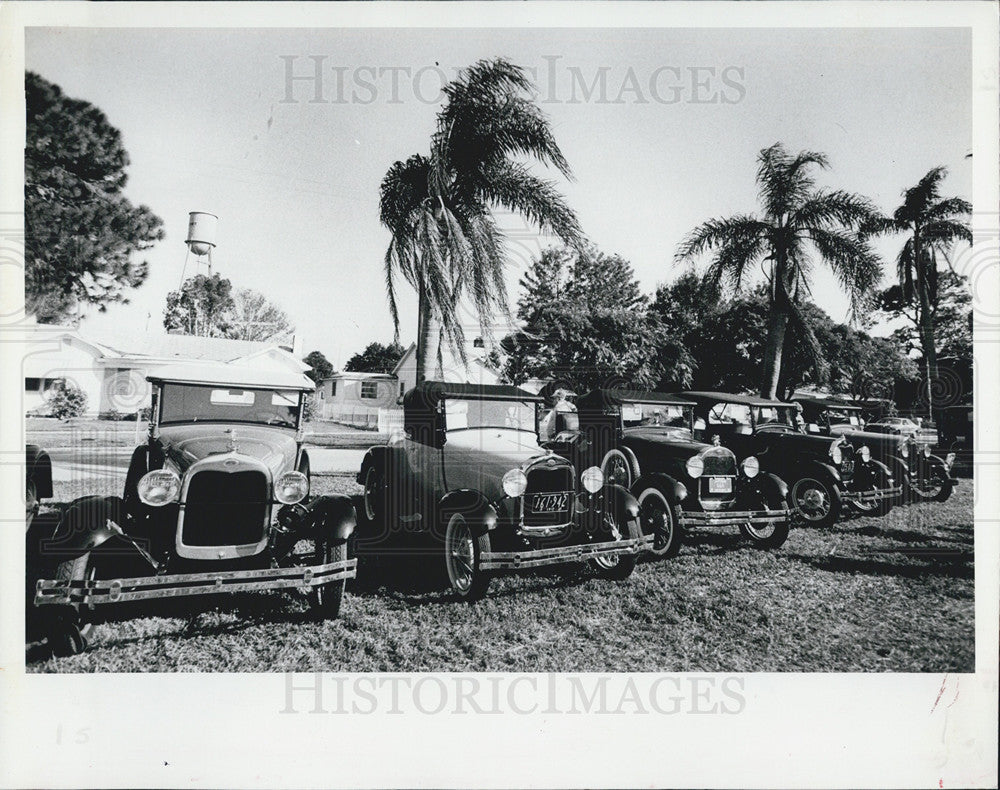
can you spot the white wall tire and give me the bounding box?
[636,487,683,558]
[444,513,491,600]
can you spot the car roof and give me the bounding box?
[680,391,789,407]
[402,381,544,408]
[576,389,695,408]
[792,396,862,411]
[147,363,316,391]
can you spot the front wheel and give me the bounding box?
[739,492,790,549]
[590,502,640,581]
[789,476,842,529]
[309,539,346,619]
[444,513,491,600]
[601,449,637,490]
[362,464,385,524]
[911,463,954,503]
[46,552,96,657]
[635,487,684,558]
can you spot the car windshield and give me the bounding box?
[754,406,797,429]
[159,383,301,428]
[708,402,752,428]
[622,402,692,435]
[443,398,536,432]
[827,409,861,426]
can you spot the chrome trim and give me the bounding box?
[842,485,902,503]
[680,508,790,527]
[480,535,652,570]
[517,454,575,533]
[35,558,356,606]
[175,452,272,560]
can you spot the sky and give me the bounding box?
[25,26,972,368]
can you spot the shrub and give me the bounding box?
[301,392,316,422]
[47,380,88,419]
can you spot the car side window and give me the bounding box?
[708,403,751,426]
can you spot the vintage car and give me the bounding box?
[357,382,647,599]
[30,364,357,655]
[541,389,791,555]
[681,392,901,528]
[935,403,972,476]
[793,396,957,503]
[25,444,53,531]
[865,415,938,447]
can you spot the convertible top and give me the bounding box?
[576,389,695,409]
[402,381,543,409]
[680,391,789,408]
[792,395,862,411]
[147,363,316,391]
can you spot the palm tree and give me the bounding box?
[871,167,971,414]
[379,59,582,384]
[676,143,882,399]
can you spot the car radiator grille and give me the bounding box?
[699,447,737,508]
[181,470,269,547]
[523,465,574,528]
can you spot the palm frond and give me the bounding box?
[807,227,882,320]
[675,215,769,262]
[791,189,879,231]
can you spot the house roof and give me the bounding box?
[147,363,316,390]
[327,371,397,381]
[680,391,789,407]
[577,389,695,409]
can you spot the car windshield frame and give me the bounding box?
[825,409,862,427]
[156,382,303,429]
[620,401,695,437]
[441,397,538,434]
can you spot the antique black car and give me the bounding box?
[793,395,957,503]
[357,382,647,599]
[30,364,357,655]
[542,389,791,555]
[935,404,971,476]
[682,392,901,528]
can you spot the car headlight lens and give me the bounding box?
[581,466,604,493]
[899,442,909,458]
[275,471,310,504]
[923,445,932,458]
[502,468,528,498]
[859,445,871,462]
[137,469,181,507]
[686,455,704,478]
[830,443,842,465]
[741,456,760,478]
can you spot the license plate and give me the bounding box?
[707,477,732,493]
[531,493,569,513]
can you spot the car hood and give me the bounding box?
[830,427,907,453]
[442,429,563,500]
[622,428,709,458]
[156,423,298,476]
[755,428,841,456]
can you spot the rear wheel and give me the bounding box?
[789,476,842,529]
[47,552,96,657]
[309,538,346,619]
[444,513,491,600]
[590,503,640,580]
[362,465,385,523]
[635,487,684,558]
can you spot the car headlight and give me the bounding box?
[686,455,704,478]
[946,452,956,468]
[137,469,181,507]
[830,443,842,465]
[899,442,909,459]
[859,445,871,462]
[502,468,528,498]
[581,466,604,493]
[741,456,760,478]
[275,471,310,504]
[923,445,932,458]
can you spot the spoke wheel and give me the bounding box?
[590,503,640,580]
[739,494,790,549]
[790,476,841,529]
[444,514,491,600]
[636,487,683,558]
[601,450,635,490]
[308,538,347,619]
[47,553,96,657]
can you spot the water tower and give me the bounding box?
[179,211,218,283]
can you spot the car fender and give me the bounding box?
[303,494,357,543]
[855,458,893,488]
[745,471,788,503]
[438,489,498,539]
[885,455,910,486]
[621,446,642,478]
[630,472,688,505]
[297,448,311,474]
[41,496,131,562]
[26,445,53,499]
[801,460,841,487]
[357,445,389,485]
[606,483,640,520]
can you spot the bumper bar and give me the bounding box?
[842,485,902,504]
[680,508,790,528]
[34,558,357,606]
[480,535,652,571]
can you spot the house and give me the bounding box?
[317,340,502,427]
[23,321,311,417]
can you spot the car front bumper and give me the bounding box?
[679,508,790,528]
[479,535,652,571]
[841,485,902,505]
[34,558,357,606]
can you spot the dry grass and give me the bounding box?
[28,474,974,673]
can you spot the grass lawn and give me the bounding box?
[27,474,974,673]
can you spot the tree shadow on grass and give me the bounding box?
[784,550,974,580]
